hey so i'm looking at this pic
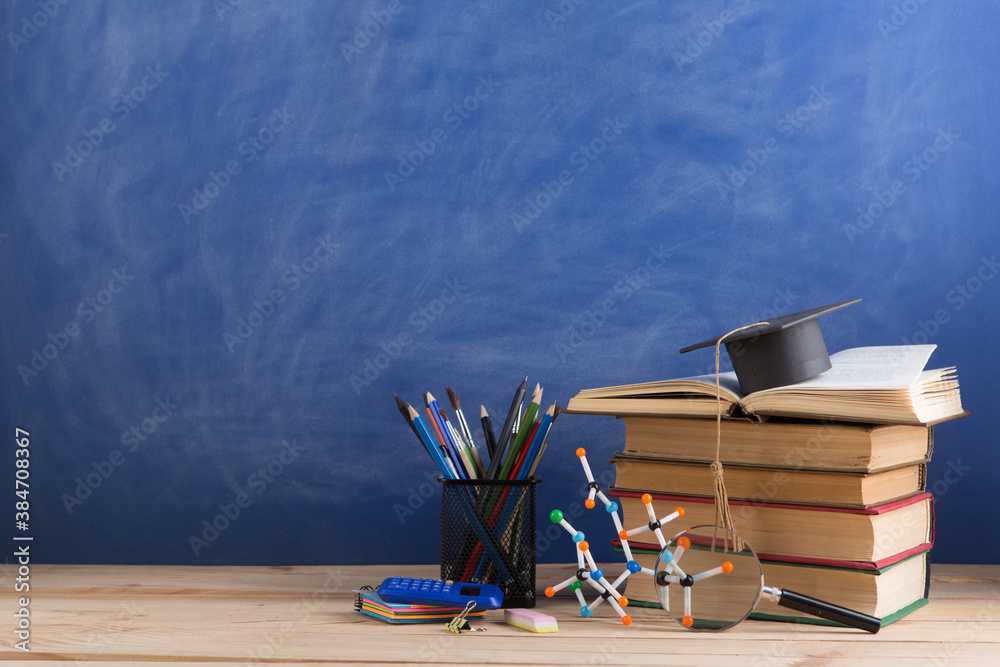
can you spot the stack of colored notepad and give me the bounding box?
[354,589,486,624]
[565,344,966,626]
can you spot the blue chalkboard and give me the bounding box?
[1,0,997,567]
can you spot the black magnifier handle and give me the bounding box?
[764,587,881,634]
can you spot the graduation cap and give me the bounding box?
[679,298,861,394]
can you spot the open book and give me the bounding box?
[565,345,965,425]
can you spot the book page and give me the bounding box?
[757,345,938,392]
[574,372,743,399]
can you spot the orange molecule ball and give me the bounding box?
[585,499,595,509]
[622,615,632,626]
[545,587,555,597]
[619,596,629,607]
[682,616,694,627]
[576,448,586,457]
[641,493,652,504]
[676,507,685,517]
[618,530,629,540]
[722,561,734,573]
[678,536,691,549]
[578,540,590,552]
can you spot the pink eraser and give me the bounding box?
[504,608,558,633]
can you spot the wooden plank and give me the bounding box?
[0,564,997,664]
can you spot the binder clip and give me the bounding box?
[446,600,487,634]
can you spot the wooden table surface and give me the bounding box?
[1,563,998,665]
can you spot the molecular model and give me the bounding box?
[544,448,687,626]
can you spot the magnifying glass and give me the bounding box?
[652,525,882,633]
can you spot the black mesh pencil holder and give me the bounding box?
[440,477,539,608]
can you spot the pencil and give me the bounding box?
[498,384,541,481]
[527,441,548,478]
[394,392,420,441]
[425,392,467,479]
[486,377,527,479]
[405,403,456,479]
[516,402,556,480]
[480,404,497,460]
[442,408,480,479]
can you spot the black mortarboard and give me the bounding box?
[679,298,861,394]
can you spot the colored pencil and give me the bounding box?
[426,392,468,479]
[480,404,497,460]
[394,392,421,441]
[442,409,480,479]
[486,377,527,479]
[527,441,548,478]
[516,403,556,481]
[509,420,541,480]
[498,384,541,481]
[405,403,456,480]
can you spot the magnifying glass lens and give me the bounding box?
[653,525,763,631]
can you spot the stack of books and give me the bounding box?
[565,345,966,626]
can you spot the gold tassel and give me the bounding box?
[710,321,768,552]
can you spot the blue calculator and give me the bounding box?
[377,576,504,609]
